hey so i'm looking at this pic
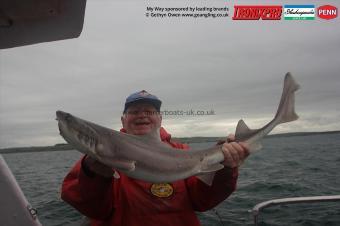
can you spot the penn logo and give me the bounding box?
[317,5,337,20]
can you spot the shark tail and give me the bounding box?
[234,72,300,152]
[275,72,300,124]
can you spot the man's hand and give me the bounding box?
[222,134,250,168]
[83,156,114,178]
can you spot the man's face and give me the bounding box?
[121,103,162,135]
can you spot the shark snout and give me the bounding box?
[56,110,65,120]
[56,110,101,150]
[56,110,73,123]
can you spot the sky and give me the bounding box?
[1,0,340,148]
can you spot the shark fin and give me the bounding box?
[235,120,251,137]
[197,164,224,186]
[139,127,161,142]
[197,172,215,186]
[235,119,259,141]
[234,120,263,152]
[276,72,300,124]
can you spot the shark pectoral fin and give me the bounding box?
[197,164,224,186]
[197,173,215,186]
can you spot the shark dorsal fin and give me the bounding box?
[235,119,263,151]
[235,119,251,140]
[236,119,250,134]
[139,127,161,142]
[235,119,260,141]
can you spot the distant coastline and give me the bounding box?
[0,143,73,154]
[1,130,339,154]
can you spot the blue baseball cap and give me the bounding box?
[123,90,162,113]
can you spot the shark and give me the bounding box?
[56,72,300,183]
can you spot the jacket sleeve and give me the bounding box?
[185,167,239,212]
[60,155,114,220]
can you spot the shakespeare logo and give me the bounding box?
[284,5,315,20]
[232,5,282,20]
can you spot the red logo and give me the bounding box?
[233,5,282,20]
[318,5,338,20]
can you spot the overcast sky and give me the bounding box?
[1,0,340,148]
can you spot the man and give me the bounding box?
[61,90,249,226]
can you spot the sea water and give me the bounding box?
[2,132,340,226]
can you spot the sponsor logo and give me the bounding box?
[284,5,315,20]
[317,5,338,20]
[150,183,174,198]
[232,5,282,20]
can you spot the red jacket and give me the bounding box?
[61,127,238,226]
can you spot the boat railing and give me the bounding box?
[250,195,340,226]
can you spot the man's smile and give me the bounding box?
[134,120,151,126]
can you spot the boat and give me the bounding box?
[251,195,340,226]
[0,0,87,49]
[0,155,42,226]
